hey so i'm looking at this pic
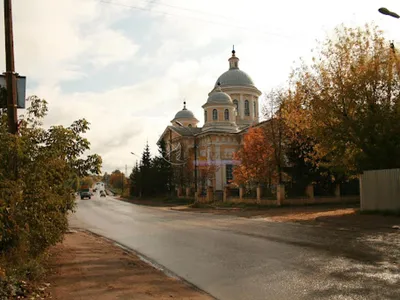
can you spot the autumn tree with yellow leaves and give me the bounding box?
[283,24,400,175]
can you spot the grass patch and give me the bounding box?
[120,196,195,207]
[0,253,50,298]
[189,202,212,209]
[191,201,274,210]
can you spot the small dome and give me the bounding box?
[174,108,195,119]
[207,86,233,104]
[215,69,254,87]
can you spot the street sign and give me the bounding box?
[0,74,26,109]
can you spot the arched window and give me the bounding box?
[188,124,192,128]
[204,110,207,122]
[224,109,229,120]
[244,100,250,116]
[253,101,257,117]
[212,109,218,120]
[233,99,238,112]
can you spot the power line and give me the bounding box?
[97,0,296,40]
[128,0,237,24]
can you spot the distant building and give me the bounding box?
[158,49,263,193]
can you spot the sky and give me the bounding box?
[0,0,399,174]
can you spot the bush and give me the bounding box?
[0,96,102,296]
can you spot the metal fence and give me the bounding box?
[360,168,400,211]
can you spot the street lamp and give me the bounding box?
[131,152,140,160]
[175,121,198,196]
[378,8,399,53]
[378,7,400,19]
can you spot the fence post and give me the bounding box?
[207,186,214,202]
[306,184,314,199]
[277,184,285,206]
[178,187,183,198]
[186,187,191,198]
[239,186,244,201]
[223,186,229,202]
[334,184,340,198]
[256,185,261,203]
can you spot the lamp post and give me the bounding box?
[4,0,18,135]
[175,121,198,196]
[378,7,400,19]
[378,7,399,57]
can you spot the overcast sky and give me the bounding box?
[0,0,399,174]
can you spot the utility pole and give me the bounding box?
[125,164,128,196]
[121,169,124,196]
[4,0,18,134]
[169,129,173,196]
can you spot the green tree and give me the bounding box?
[0,95,102,280]
[152,139,172,195]
[110,169,124,189]
[80,176,94,187]
[129,162,141,197]
[140,142,153,196]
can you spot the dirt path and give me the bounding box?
[47,231,213,300]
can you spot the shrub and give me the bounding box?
[0,96,102,295]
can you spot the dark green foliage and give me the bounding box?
[129,140,172,198]
[0,95,102,292]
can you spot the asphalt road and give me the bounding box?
[71,194,400,300]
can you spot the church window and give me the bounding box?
[204,110,207,122]
[245,100,250,116]
[253,101,257,117]
[226,164,233,184]
[233,99,238,112]
[224,109,229,120]
[212,109,218,120]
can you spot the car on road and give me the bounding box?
[79,185,91,200]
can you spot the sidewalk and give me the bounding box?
[47,230,213,300]
[170,205,400,230]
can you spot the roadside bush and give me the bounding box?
[0,96,102,295]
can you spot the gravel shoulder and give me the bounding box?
[47,230,213,300]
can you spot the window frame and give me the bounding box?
[224,109,229,121]
[244,100,250,116]
[233,99,239,112]
[212,109,218,120]
[226,164,233,184]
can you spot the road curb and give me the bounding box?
[69,227,219,300]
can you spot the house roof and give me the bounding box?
[157,118,273,145]
[157,125,202,145]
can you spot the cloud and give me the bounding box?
[0,0,138,85]
[2,0,400,174]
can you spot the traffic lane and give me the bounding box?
[76,197,395,264]
[73,197,400,300]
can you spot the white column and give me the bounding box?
[255,96,259,119]
[239,94,244,119]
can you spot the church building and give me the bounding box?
[158,49,262,194]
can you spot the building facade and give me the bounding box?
[158,49,262,193]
